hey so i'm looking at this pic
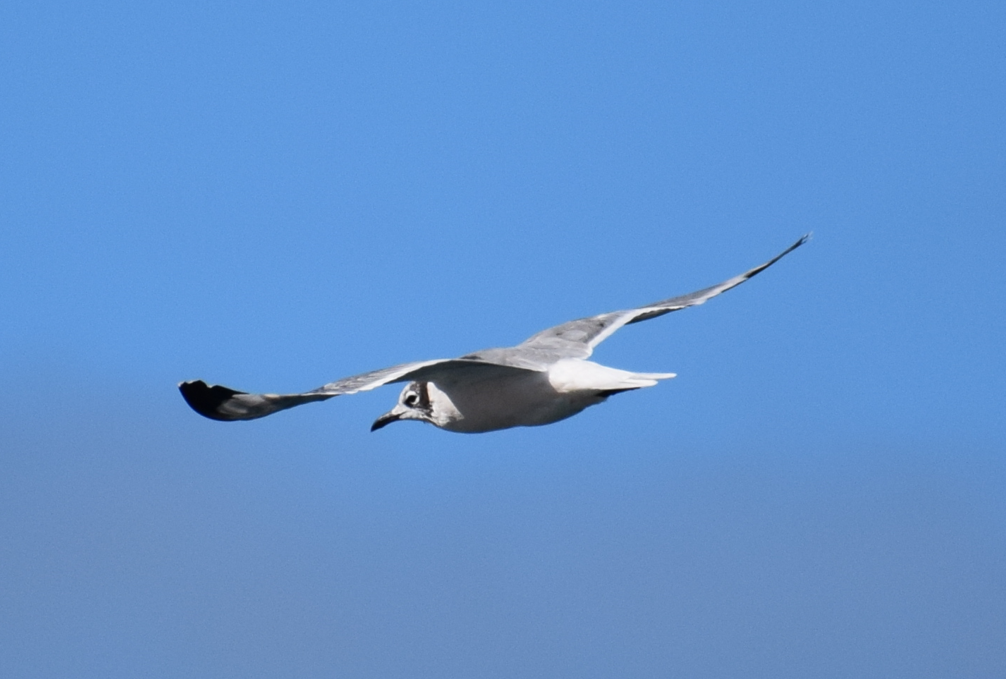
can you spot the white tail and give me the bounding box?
[623,371,677,387]
[548,359,676,393]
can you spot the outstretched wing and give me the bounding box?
[517,234,810,361]
[179,358,541,422]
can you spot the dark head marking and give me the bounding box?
[402,382,431,411]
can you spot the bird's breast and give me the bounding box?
[428,372,599,433]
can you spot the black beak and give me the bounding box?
[370,412,401,432]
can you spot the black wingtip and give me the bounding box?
[178,380,246,421]
[787,232,811,253]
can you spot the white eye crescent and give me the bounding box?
[404,391,419,406]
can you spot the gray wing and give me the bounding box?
[518,234,810,361]
[179,358,541,422]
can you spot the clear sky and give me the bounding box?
[1,1,1004,677]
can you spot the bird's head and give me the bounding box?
[371,381,436,431]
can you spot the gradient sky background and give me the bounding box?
[1,1,1004,677]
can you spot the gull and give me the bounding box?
[179,235,808,433]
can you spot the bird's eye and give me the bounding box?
[404,391,419,406]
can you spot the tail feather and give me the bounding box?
[548,359,676,393]
[615,372,677,389]
[629,371,677,382]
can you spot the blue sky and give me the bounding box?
[1,1,1004,677]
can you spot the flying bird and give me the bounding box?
[180,235,808,433]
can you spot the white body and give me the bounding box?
[418,360,675,433]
